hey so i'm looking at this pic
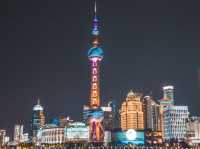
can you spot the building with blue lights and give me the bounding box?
[31,99,45,142]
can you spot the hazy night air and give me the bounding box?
[0,0,200,136]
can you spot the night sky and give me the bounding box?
[0,0,200,135]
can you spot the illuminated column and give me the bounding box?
[90,57,102,108]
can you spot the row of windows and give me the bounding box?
[42,137,65,143]
[42,131,64,136]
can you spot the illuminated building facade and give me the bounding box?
[41,122,89,144]
[163,106,188,141]
[0,130,6,147]
[13,125,29,144]
[32,99,45,139]
[186,117,200,145]
[143,96,162,132]
[88,108,104,142]
[101,105,113,131]
[65,122,89,142]
[41,124,65,144]
[0,130,9,147]
[143,96,163,145]
[13,125,24,143]
[101,103,114,145]
[160,85,174,107]
[120,90,144,131]
[107,100,119,129]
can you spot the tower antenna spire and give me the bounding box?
[94,0,97,15]
[37,98,40,105]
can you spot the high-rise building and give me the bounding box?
[101,103,114,131]
[13,125,29,144]
[143,96,163,145]
[13,125,24,143]
[120,90,144,131]
[163,106,188,141]
[0,130,6,147]
[107,100,119,129]
[32,99,45,140]
[83,0,104,142]
[0,129,8,147]
[160,85,174,107]
[101,103,114,145]
[186,116,200,145]
[143,96,162,132]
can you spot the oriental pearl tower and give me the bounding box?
[85,0,104,142]
[88,0,103,109]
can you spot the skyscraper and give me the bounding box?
[160,85,174,107]
[143,96,162,132]
[120,90,144,131]
[31,99,45,140]
[107,100,118,129]
[13,125,24,143]
[0,129,8,147]
[101,106,113,131]
[143,96,163,145]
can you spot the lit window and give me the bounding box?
[92,61,98,67]
[93,91,97,97]
[93,76,97,82]
[93,83,97,89]
[93,68,97,74]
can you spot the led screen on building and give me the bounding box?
[112,130,144,145]
[65,125,89,141]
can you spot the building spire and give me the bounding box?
[37,98,40,105]
[94,0,97,15]
[92,0,100,47]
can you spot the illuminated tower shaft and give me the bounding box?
[90,58,101,107]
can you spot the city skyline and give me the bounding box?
[0,0,200,136]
